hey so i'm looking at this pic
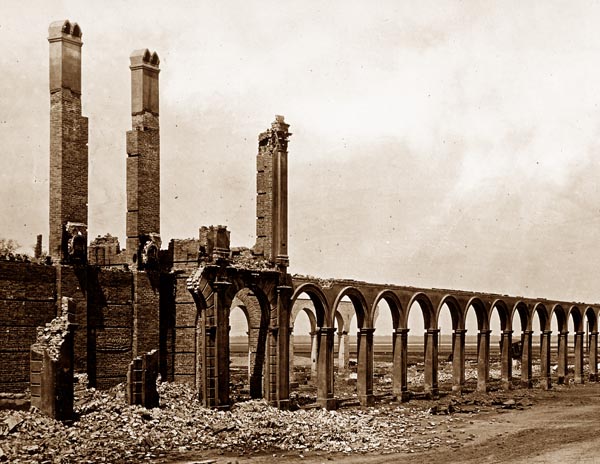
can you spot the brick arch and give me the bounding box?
[511,301,530,332]
[290,300,317,332]
[405,292,434,329]
[331,287,368,329]
[568,305,584,332]
[334,311,344,332]
[465,296,489,331]
[532,303,550,332]
[291,283,330,327]
[371,290,403,330]
[491,299,510,331]
[550,304,567,332]
[435,294,463,330]
[585,307,598,332]
[231,287,269,399]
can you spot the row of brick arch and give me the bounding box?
[291,283,600,333]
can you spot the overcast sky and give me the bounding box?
[3,1,600,308]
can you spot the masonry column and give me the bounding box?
[254,116,291,271]
[557,331,569,384]
[48,20,89,263]
[452,329,466,393]
[392,328,409,401]
[213,281,231,409]
[477,329,490,392]
[337,331,349,372]
[500,330,513,390]
[424,329,439,397]
[520,330,533,388]
[357,328,374,406]
[126,49,161,267]
[589,331,598,382]
[316,327,336,409]
[289,330,295,381]
[574,331,585,384]
[275,285,292,409]
[310,330,318,381]
[536,330,550,390]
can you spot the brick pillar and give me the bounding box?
[337,331,349,372]
[274,285,292,409]
[424,329,439,397]
[316,327,336,409]
[501,330,513,390]
[48,20,89,263]
[477,329,490,392]
[357,328,374,406]
[309,330,318,380]
[289,331,295,381]
[214,282,231,408]
[392,328,409,401]
[126,49,161,267]
[520,330,533,388]
[557,331,569,384]
[574,331,585,384]
[590,331,598,382]
[452,329,466,393]
[255,116,291,270]
[539,330,552,390]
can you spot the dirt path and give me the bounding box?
[171,383,600,464]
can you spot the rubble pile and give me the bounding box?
[0,379,466,463]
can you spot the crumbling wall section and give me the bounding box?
[126,349,159,408]
[0,262,57,393]
[30,297,76,421]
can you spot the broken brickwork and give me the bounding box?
[30,297,77,421]
[127,349,159,408]
[88,234,124,267]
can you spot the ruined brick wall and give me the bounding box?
[48,21,88,262]
[87,268,134,389]
[168,273,197,384]
[0,262,57,392]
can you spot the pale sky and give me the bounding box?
[3,1,600,307]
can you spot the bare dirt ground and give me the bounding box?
[171,382,600,464]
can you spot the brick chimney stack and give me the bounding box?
[48,20,89,263]
[126,49,161,268]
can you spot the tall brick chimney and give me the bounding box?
[126,49,161,268]
[254,115,291,269]
[48,20,89,263]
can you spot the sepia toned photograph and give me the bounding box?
[1,1,600,463]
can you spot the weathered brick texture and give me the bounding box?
[0,262,56,392]
[126,50,160,266]
[87,268,134,389]
[48,21,88,262]
[254,116,290,267]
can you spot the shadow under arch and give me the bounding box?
[372,290,403,330]
[405,292,434,329]
[229,286,270,400]
[435,295,463,331]
[291,283,329,327]
[331,286,369,329]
